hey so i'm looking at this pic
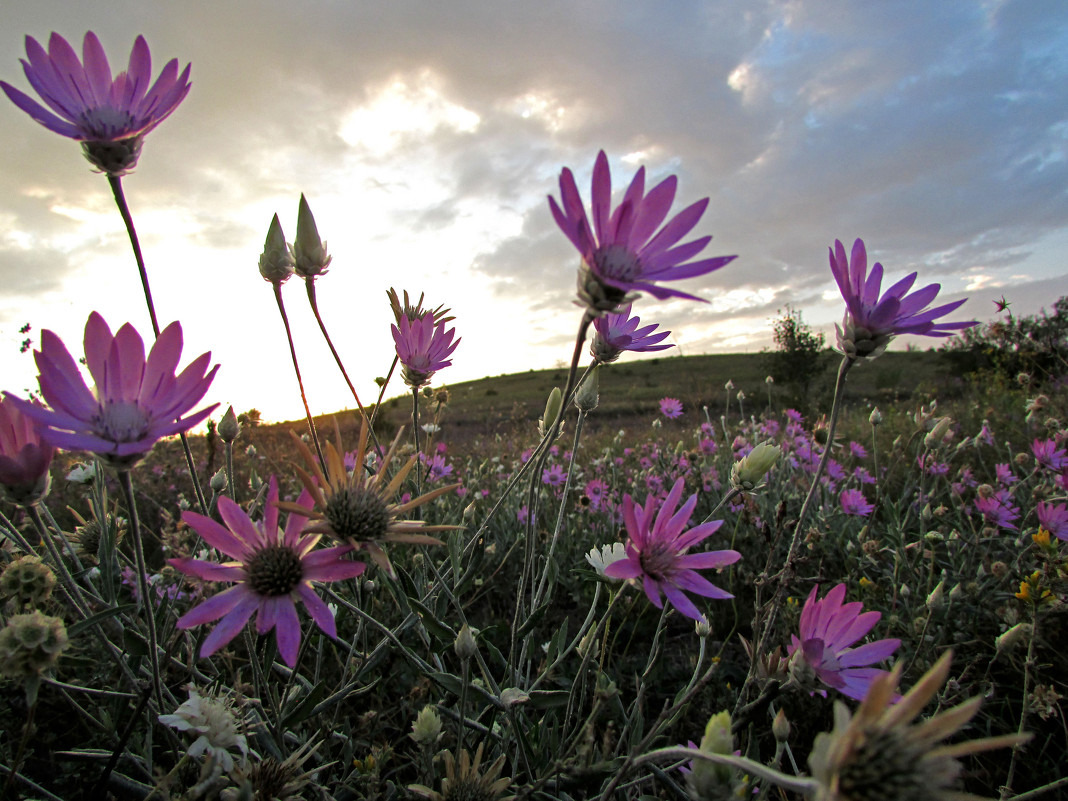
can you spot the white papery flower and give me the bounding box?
[585,543,627,580]
[159,685,250,773]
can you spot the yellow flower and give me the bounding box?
[1015,571,1052,605]
[1032,528,1052,549]
[858,577,873,590]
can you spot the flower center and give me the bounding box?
[836,728,925,801]
[325,486,392,543]
[594,244,642,284]
[246,545,304,597]
[78,106,137,139]
[95,401,151,444]
[638,542,676,582]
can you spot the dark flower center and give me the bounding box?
[325,486,391,543]
[246,545,304,597]
[836,729,926,801]
[638,542,676,582]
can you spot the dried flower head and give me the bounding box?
[409,743,514,801]
[808,651,1027,801]
[281,418,458,577]
[0,609,68,678]
[0,555,56,609]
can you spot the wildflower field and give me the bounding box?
[1,29,1067,801]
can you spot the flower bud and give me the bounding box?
[996,622,1031,652]
[925,580,944,612]
[210,468,227,493]
[291,194,332,278]
[454,623,478,661]
[539,387,563,439]
[409,704,443,745]
[218,406,241,443]
[772,708,791,742]
[688,710,735,796]
[730,441,781,491]
[574,367,599,412]
[869,407,883,426]
[924,417,952,449]
[258,214,294,285]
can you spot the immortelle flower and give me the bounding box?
[5,312,218,469]
[169,476,365,667]
[0,395,55,505]
[839,488,874,517]
[788,584,900,701]
[549,150,736,313]
[280,419,459,578]
[829,238,977,361]
[659,397,683,419]
[590,303,673,363]
[808,651,1027,801]
[604,477,741,620]
[1036,501,1068,541]
[2,32,191,175]
[159,685,250,773]
[392,313,460,389]
[1032,438,1068,472]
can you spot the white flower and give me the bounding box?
[585,543,627,579]
[159,685,250,773]
[66,463,94,484]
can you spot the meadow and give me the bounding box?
[1,28,1066,801]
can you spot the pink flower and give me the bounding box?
[391,313,459,388]
[169,477,365,667]
[604,478,741,620]
[839,488,873,517]
[975,493,1019,531]
[5,312,217,469]
[659,397,683,419]
[0,396,55,505]
[830,238,977,360]
[2,32,191,175]
[1032,438,1068,472]
[788,584,900,701]
[549,150,735,312]
[590,304,673,363]
[1036,501,1068,541]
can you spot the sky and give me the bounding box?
[0,0,1066,423]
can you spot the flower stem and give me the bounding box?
[272,282,327,474]
[305,278,368,419]
[108,174,208,516]
[629,747,818,796]
[117,469,164,711]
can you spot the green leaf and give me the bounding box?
[67,603,137,639]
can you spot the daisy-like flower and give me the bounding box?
[0,396,55,505]
[659,397,683,419]
[839,489,874,517]
[788,584,900,701]
[1036,501,1068,541]
[4,312,217,470]
[409,743,513,801]
[281,419,459,577]
[974,493,1019,531]
[550,150,736,313]
[590,304,673,363]
[169,477,365,666]
[604,477,741,620]
[392,313,460,389]
[808,651,1027,801]
[829,238,977,361]
[1032,438,1068,472]
[159,685,250,773]
[2,32,191,175]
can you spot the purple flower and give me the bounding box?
[785,409,804,424]
[5,312,217,469]
[829,238,977,361]
[585,478,608,510]
[169,477,365,667]
[659,397,683,419]
[995,463,1016,485]
[2,32,191,175]
[590,304,673,363]
[1032,438,1068,472]
[1036,501,1068,541]
[542,463,567,487]
[391,313,459,388]
[839,488,874,517]
[788,584,900,701]
[975,493,1019,531]
[604,478,741,620]
[848,441,868,460]
[0,396,55,505]
[549,150,735,312]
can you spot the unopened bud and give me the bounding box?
[869,407,883,426]
[772,708,790,742]
[574,366,599,412]
[996,622,1032,652]
[218,406,241,443]
[924,417,952,449]
[926,580,944,612]
[409,705,443,745]
[539,387,563,439]
[210,468,227,493]
[291,194,332,278]
[730,441,781,491]
[454,623,477,661]
[258,214,294,285]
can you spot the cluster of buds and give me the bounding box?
[0,555,56,610]
[0,610,68,679]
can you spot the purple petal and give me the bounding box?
[182,508,254,560]
[177,583,251,628]
[199,592,260,657]
[837,638,900,668]
[273,598,302,666]
[297,583,336,639]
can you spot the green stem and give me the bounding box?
[272,281,327,474]
[305,277,367,417]
[117,469,164,711]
